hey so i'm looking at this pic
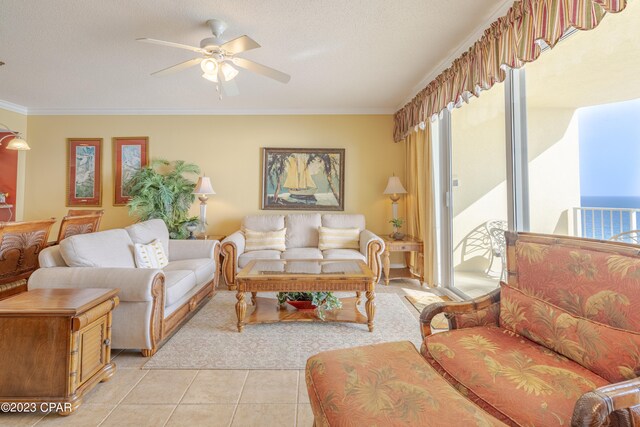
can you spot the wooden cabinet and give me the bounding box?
[0,288,119,415]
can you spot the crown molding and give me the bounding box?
[25,107,395,116]
[395,0,516,111]
[0,99,28,115]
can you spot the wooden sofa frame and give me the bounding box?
[141,243,221,357]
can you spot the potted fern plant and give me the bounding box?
[126,159,200,239]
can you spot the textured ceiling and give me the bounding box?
[0,0,511,113]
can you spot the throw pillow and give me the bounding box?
[318,226,360,250]
[244,228,287,252]
[134,239,169,268]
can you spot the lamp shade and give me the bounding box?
[5,137,31,151]
[383,176,407,195]
[193,176,215,195]
[221,62,239,81]
[0,123,31,151]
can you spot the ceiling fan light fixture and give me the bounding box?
[221,62,239,81]
[200,58,218,74]
[140,19,291,93]
[202,72,218,83]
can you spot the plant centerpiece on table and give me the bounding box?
[127,159,200,239]
[277,292,342,320]
[390,218,405,240]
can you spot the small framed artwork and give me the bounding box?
[66,138,102,207]
[113,137,149,206]
[261,147,345,211]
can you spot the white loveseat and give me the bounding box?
[220,213,384,289]
[29,219,220,356]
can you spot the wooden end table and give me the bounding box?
[0,288,119,415]
[380,234,424,285]
[235,259,376,332]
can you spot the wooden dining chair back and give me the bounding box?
[0,218,56,299]
[56,212,104,243]
[67,209,104,217]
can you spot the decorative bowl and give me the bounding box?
[287,300,317,310]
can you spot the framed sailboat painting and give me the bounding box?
[261,148,345,211]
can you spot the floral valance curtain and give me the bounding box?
[393,0,627,142]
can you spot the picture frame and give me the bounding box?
[261,147,345,211]
[66,138,102,207]
[112,137,149,206]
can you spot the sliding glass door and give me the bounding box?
[449,83,508,298]
[435,2,640,299]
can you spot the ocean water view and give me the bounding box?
[581,196,640,209]
[580,196,640,240]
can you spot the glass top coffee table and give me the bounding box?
[234,259,376,332]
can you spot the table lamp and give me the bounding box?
[193,175,216,235]
[383,175,407,222]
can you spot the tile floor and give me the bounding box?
[0,275,447,427]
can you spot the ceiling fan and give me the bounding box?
[137,19,291,98]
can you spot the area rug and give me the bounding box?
[144,291,423,370]
[405,293,451,329]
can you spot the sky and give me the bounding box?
[578,97,640,204]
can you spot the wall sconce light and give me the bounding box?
[0,123,31,150]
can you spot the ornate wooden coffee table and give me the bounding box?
[235,259,375,332]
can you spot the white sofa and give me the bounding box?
[220,213,384,289]
[29,219,220,356]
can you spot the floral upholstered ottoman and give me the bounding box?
[305,341,505,427]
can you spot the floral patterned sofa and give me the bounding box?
[306,232,640,426]
[420,232,640,426]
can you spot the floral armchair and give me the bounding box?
[421,232,640,427]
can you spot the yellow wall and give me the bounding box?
[23,115,403,237]
[0,107,27,220]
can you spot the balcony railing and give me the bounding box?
[572,207,640,240]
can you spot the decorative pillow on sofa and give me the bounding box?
[244,228,286,252]
[318,226,360,250]
[500,283,640,383]
[134,239,169,268]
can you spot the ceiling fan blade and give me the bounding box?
[137,38,204,53]
[151,57,203,76]
[232,57,290,83]
[220,35,261,54]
